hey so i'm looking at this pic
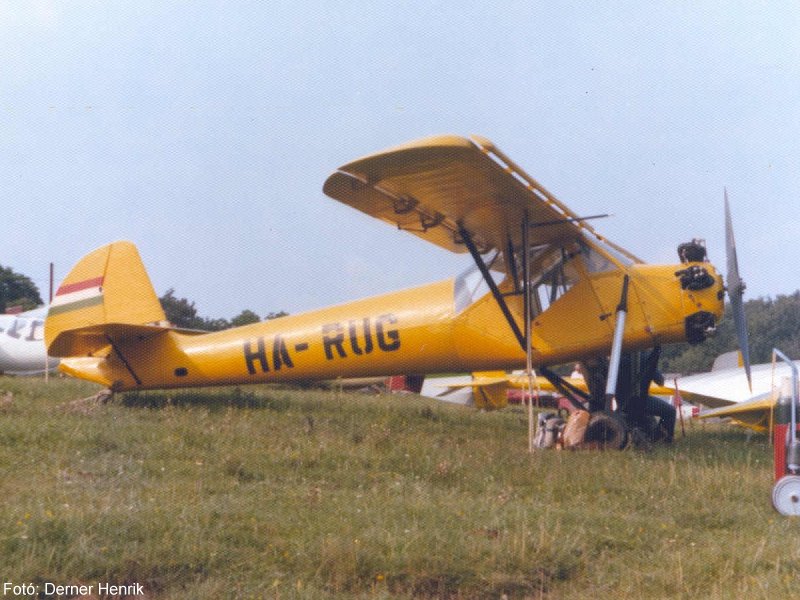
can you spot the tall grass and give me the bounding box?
[1,376,797,598]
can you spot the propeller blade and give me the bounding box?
[725,189,752,391]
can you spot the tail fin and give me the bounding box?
[711,350,744,371]
[45,241,167,357]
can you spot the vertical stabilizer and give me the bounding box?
[45,241,166,354]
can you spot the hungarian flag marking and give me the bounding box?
[48,276,104,316]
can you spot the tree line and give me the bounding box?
[659,291,800,374]
[159,288,288,330]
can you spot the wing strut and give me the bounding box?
[458,224,526,352]
[539,366,590,412]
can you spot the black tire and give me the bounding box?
[584,412,628,450]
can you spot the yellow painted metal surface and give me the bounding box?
[698,396,774,433]
[49,239,724,392]
[46,241,166,356]
[323,134,589,256]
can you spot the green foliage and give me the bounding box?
[159,288,207,330]
[1,376,796,599]
[159,289,286,331]
[0,265,43,312]
[661,291,800,374]
[747,291,800,361]
[265,310,289,321]
[229,309,261,328]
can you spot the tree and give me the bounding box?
[159,288,206,330]
[230,309,262,328]
[0,265,43,313]
[200,317,231,332]
[659,292,800,374]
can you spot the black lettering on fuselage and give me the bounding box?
[244,335,296,374]
[322,314,400,361]
[376,314,401,351]
[244,338,268,374]
[322,323,346,360]
[348,318,374,355]
[273,334,293,370]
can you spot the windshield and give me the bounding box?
[452,236,626,316]
[577,238,622,272]
[587,236,636,268]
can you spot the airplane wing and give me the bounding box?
[649,382,737,409]
[660,360,800,409]
[435,372,587,410]
[437,371,512,388]
[697,394,774,433]
[657,359,800,433]
[430,371,513,410]
[323,135,633,263]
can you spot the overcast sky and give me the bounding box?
[2,1,798,318]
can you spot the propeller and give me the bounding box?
[724,188,752,391]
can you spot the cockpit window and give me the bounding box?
[4,317,44,341]
[586,237,636,268]
[453,250,504,313]
[452,236,627,316]
[579,239,618,272]
[6,318,25,339]
[530,247,581,314]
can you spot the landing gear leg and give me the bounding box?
[620,347,676,445]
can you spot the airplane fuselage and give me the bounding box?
[0,309,59,375]
[59,259,724,392]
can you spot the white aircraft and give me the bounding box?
[666,350,799,432]
[0,307,59,374]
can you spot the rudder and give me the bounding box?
[46,241,167,357]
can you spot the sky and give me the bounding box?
[1,1,799,319]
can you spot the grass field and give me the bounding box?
[1,375,798,599]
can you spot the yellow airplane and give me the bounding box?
[45,135,738,433]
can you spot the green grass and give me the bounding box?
[1,375,798,599]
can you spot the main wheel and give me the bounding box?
[584,412,627,450]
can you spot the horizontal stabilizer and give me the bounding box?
[48,323,174,357]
